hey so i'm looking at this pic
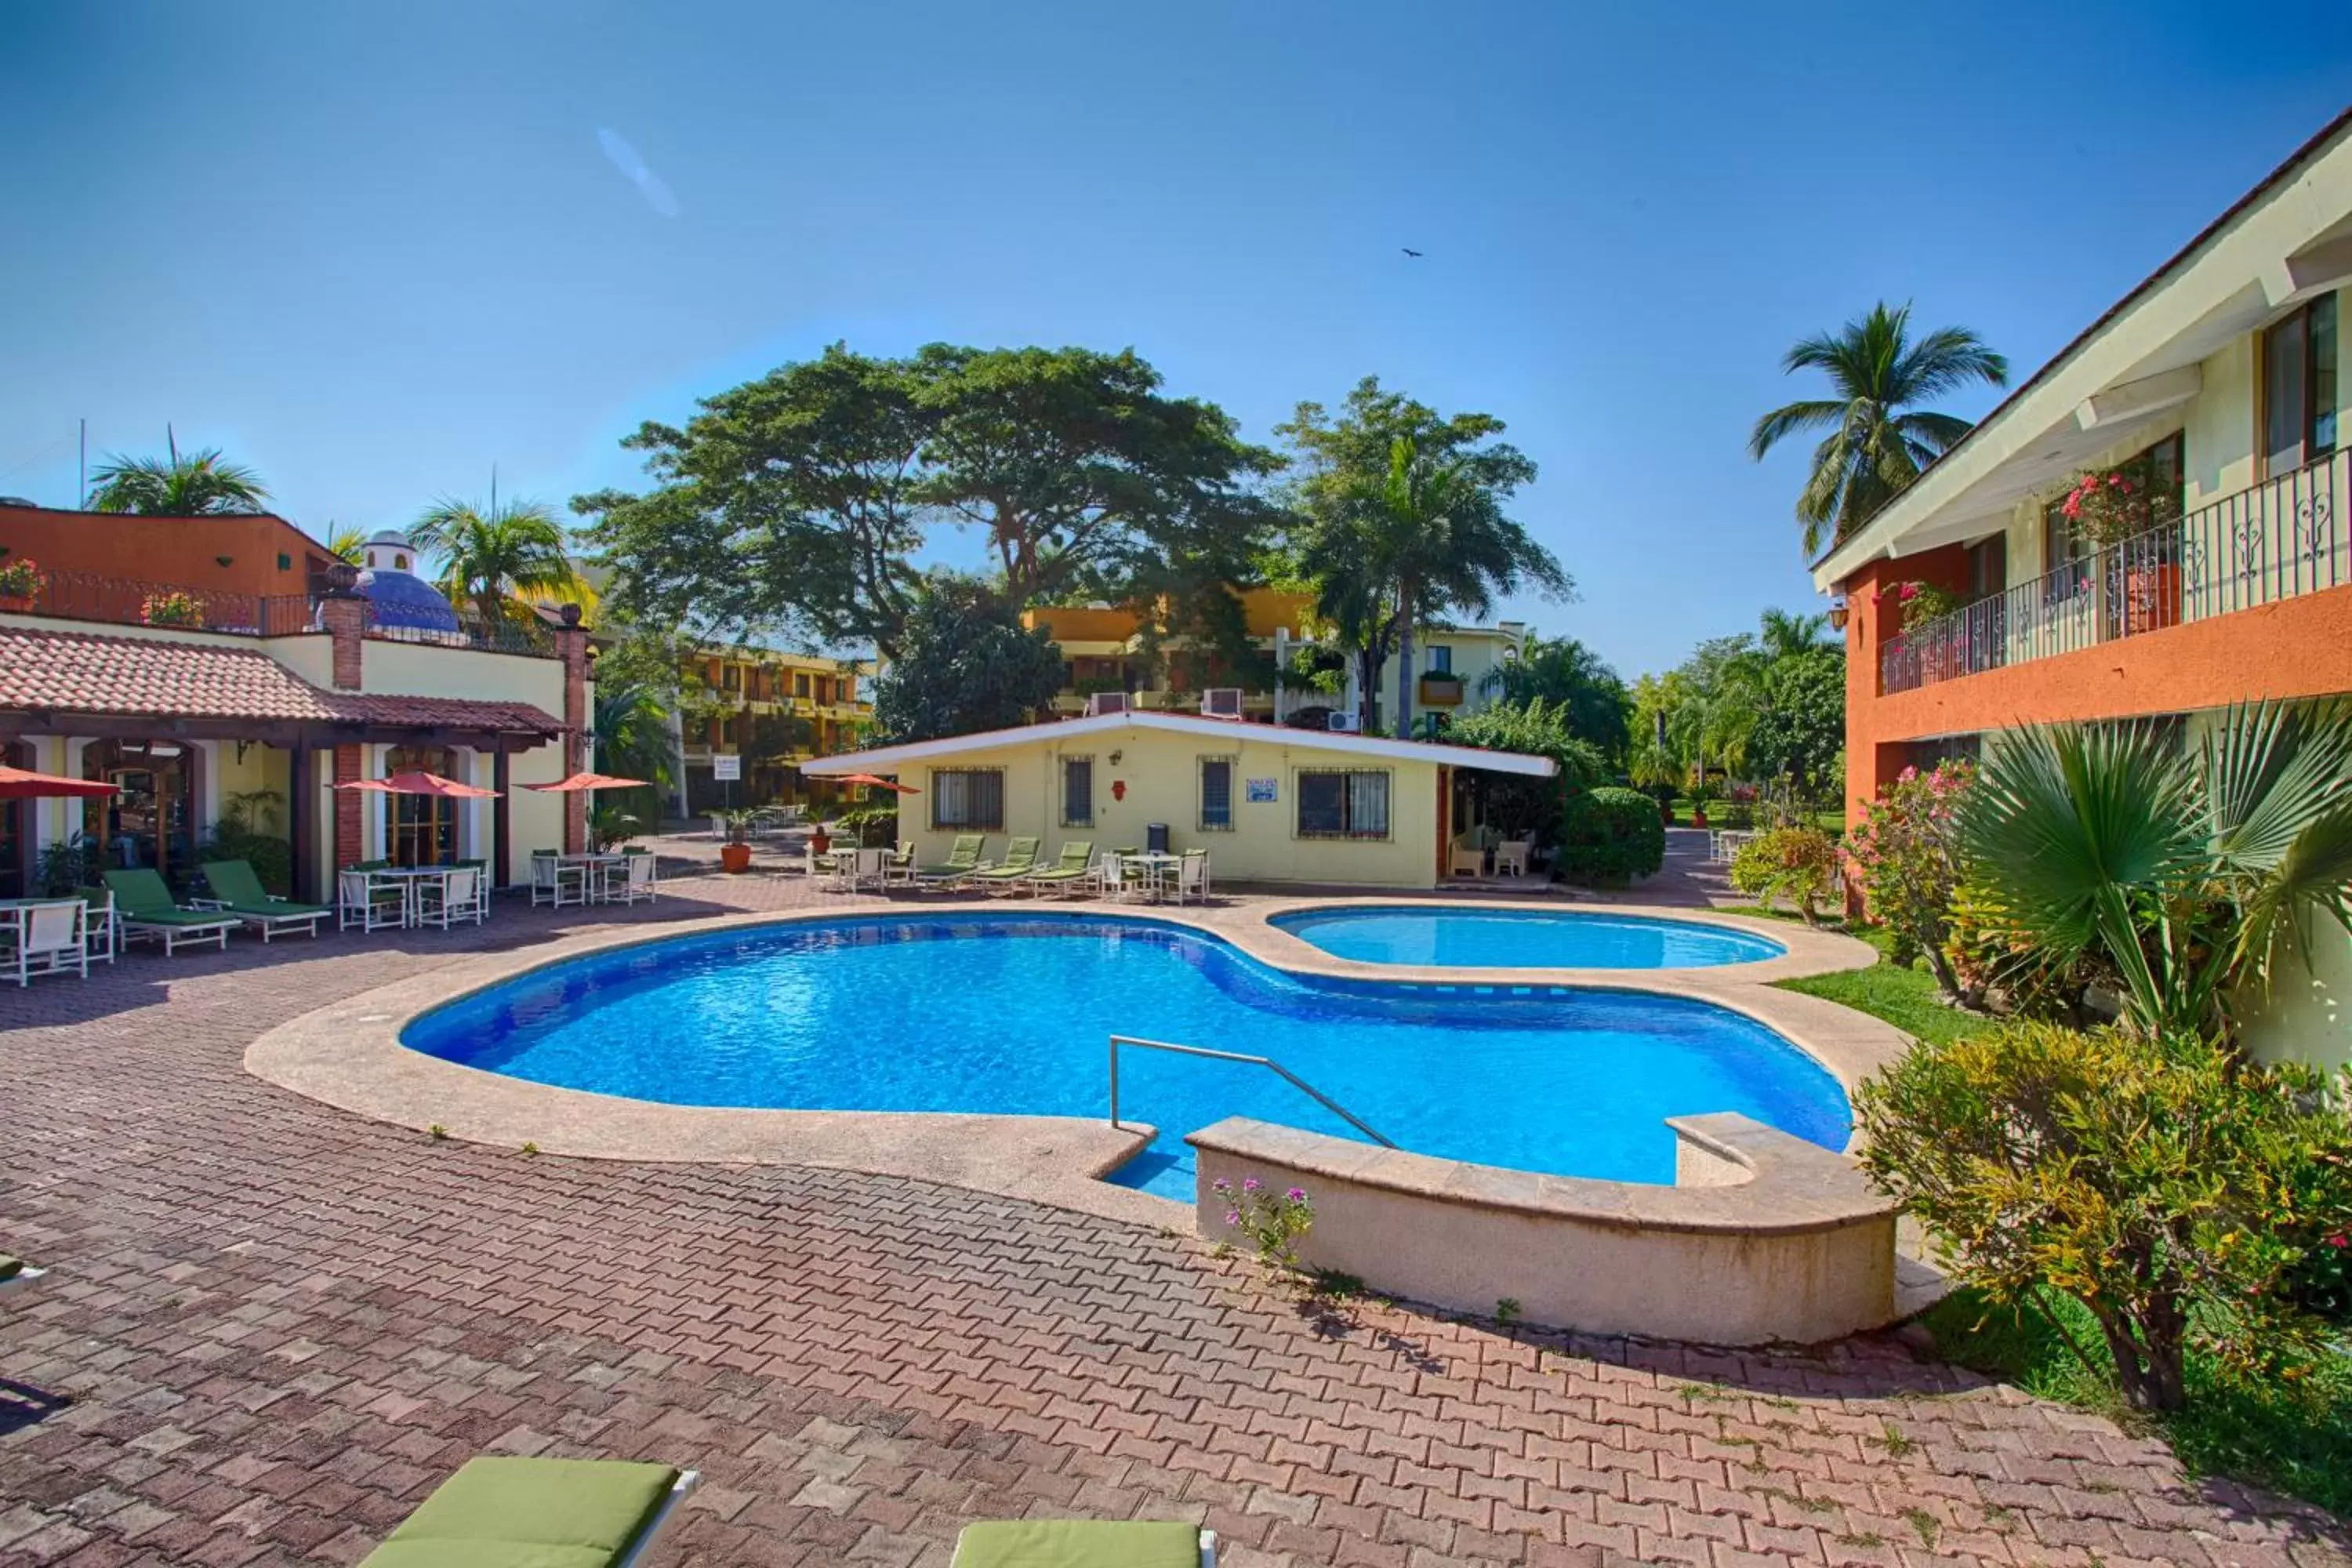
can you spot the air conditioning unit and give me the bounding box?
[1084,691,1133,717]
[1324,712,1360,733]
[1200,687,1243,719]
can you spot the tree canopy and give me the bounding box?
[1630,609,1849,804]
[577,343,1285,661]
[1483,631,1630,762]
[869,577,1066,744]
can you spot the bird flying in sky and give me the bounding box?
[1402,247,1423,257]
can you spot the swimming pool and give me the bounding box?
[1273,906,1785,969]
[401,914,1847,1200]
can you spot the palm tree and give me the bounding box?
[410,496,593,628]
[1961,701,2352,1043]
[1757,607,1838,661]
[1305,437,1570,735]
[1749,302,2009,557]
[323,526,366,565]
[88,431,268,515]
[1480,631,1630,759]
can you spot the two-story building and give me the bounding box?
[676,643,871,812]
[0,506,591,901]
[1024,587,1526,734]
[1813,107,2352,1067]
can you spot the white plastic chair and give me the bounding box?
[1494,839,1531,877]
[339,869,405,932]
[611,852,659,905]
[417,868,483,929]
[530,852,587,908]
[1168,854,1209,905]
[5,900,88,986]
[79,887,117,966]
[1090,851,1134,902]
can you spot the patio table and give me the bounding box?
[1118,851,1183,900]
[555,852,626,903]
[372,866,456,927]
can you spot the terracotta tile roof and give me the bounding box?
[0,625,562,735]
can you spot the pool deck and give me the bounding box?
[5,841,2347,1566]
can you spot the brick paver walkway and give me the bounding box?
[2,856,2345,1567]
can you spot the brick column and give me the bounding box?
[333,742,364,872]
[319,584,368,872]
[557,612,590,855]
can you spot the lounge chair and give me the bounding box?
[359,1455,700,1568]
[100,869,239,956]
[3,899,87,986]
[969,836,1041,891]
[1024,841,1095,898]
[193,858,332,942]
[951,1520,1214,1567]
[916,833,989,884]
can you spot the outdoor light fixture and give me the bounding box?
[1109,750,1123,766]
[1827,598,1849,631]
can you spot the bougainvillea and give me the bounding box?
[1846,759,1973,995]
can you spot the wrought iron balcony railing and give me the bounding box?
[1881,448,2347,695]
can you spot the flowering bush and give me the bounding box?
[0,557,38,599]
[1212,1175,1314,1279]
[1890,579,1968,625]
[2059,466,2182,546]
[1846,760,1973,996]
[140,590,204,628]
[1728,826,1840,924]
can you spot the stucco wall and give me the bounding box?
[900,724,1443,887]
[2239,924,2352,1074]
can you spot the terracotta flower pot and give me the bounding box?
[809,829,832,856]
[719,843,753,874]
[1691,808,1709,829]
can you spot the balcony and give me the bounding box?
[1418,674,1466,707]
[1881,449,2347,695]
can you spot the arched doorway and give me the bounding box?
[82,739,199,882]
[387,745,460,867]
[1,740,29,898]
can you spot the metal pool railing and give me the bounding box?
[1107,1033,1396,1147]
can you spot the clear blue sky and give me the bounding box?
[5,2,2347,677]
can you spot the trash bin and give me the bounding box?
[1145,822,1171,855]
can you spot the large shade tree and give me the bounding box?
[1749,302,2009,557]
[577,343,1284,661]
[1279,378,1569,735]
[88,432,268,515]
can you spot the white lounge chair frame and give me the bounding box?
[947,1526,1214,1568]
[619,1468,701,1568]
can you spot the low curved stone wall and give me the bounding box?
[1188,1112,1898,1345]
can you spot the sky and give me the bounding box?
[4,2,2349,679]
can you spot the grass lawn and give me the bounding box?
[1716,905,1994,1048]
[1666,800,1845,834]
[1920,1287,2352,1516]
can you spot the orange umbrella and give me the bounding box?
[0,764,118,800]
[520,771,653,793]
[332,770,499,798]
[826,772,920,793]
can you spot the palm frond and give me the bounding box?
[1748,399,1851,460]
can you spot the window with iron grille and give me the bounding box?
[1295,768,1390,840]
[931,768,1005,830]
[1062,757,1094,827]
[1197,757,1236,830]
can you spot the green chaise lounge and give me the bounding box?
[968,836,1041,888]
[360,1456,700,1567]
[100,869,241,956]
[916,833,989,883]
[951,1520,1214,1567]
[194,858,332,942]
[1022,841,1095,898]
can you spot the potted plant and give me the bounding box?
[0,556,38,612]
[2059,467,2183,634]
[717,808,757,873]
[808,814,833,856]
[140,589,205,629]
[1686,776,1720,829]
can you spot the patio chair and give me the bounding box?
[969,836,1041,890]
[100,869,240,956]
[358,1455,700,1568]
[75,886,118,965]
[1493,838,1532,877]
[530,850,588,908]
[609,849,659,904]
[1449,836,1486,878]
[338,868,407,933]
[416,867,485,929]
[1167,852,1210,905]
[193,858,332,942]
[916,833,989,884]
[1024,841,1095,898]
[1088,851,1138,902]
[4,899,87,987]
[950,1521,1214,1568]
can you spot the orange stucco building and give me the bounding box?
[1813,109,2352,1069]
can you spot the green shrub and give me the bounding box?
[1728,826,1838,924]
[203,826,292,895]
[837,803,900,848]
[1846,759,1972,996]
[1856,1019,2352,1414]
[1557,786,1664,887]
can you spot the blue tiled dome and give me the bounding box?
[357,529,462,633]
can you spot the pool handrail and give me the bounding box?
[1107,1033,1396,1150]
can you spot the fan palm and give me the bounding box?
[1961,702,2352,1042]
[410,496,593,628]
[88,438,268,515]
[1750,302,2009,557]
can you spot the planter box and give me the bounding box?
[1417,676,1465,707]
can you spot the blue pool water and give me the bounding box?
[1275,906,1784,969]
[402,914,1846,1200]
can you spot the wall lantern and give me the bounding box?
[1826,597,1849,631]
[1108,750,1123,766]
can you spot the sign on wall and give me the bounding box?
[711,753,742,782]
[1245,777,1278,804]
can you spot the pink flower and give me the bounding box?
[1285,1187,1307,1202]
[1242,1178,1261,1192]
[1212,1178,1231,1192]
[1225,1210,1240,1226]
[1898,582,1919,601]
[2328,1234,2349,1250]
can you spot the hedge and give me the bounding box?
[1557,786,1665,887]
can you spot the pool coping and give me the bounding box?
[245,897,1909,1229]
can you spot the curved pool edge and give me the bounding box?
[244,897,1910,1232]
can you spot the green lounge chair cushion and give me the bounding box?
[359,1457,679,1568]
[199,859,332,918]
[953,1519,1200,1568]
[100,868,183,916]
[121,909,237,928]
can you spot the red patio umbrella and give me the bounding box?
[519,771,653,793]
[0,764,119,800]
[331,770,499,798]
[824,771,920,794]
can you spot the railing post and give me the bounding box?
[1109,1036,1121,1130]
